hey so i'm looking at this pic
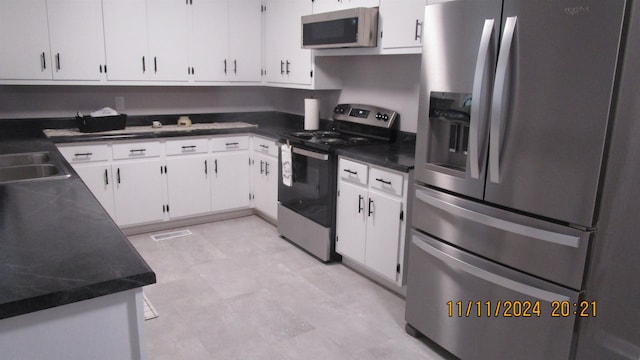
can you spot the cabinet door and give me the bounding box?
[190,0,228,82]
[211,151,251,212]
[0,0,51,80]
[228,0,262,82]
[263,155,279,220]
[147,0,189,81]
[379,0,426,50]
[113,159,164,226]
[336,180,367,263]
[47,0,105,80]
[102,0,149,81]
[264,0,311,85]
[252,152,278,220]
[365,190,402,281]
[166,155,211,218]
[74,163,116,220]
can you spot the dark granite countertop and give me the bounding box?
[0,130,155,320]
[336,138,416,173]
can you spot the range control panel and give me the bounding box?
[333,103,398,129]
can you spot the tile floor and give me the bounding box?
[129,215,454,360]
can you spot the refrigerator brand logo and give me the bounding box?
[564,5,590,16]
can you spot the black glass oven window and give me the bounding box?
[303,18,358,46]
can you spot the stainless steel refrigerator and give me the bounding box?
[405,0,628,359]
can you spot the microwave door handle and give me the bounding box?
[469,19,495,179]
[489,16,517,184]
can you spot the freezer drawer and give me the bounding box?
[413,185,590,290]
[405,231,579,360]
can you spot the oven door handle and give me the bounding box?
[292,147,329,161]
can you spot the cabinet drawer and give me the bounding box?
[210,136,249,152]
[58,144,111,163]
[112,141,161,160]
[166,138,208,156]
[252,136,278,157]
[369,167,403,196]
[339,158,368,185]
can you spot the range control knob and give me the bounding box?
[375,112,383,120]
[382,114,389,121]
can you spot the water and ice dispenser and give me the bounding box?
[426,92,472,173]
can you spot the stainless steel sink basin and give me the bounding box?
[0,152,51,167]
[0,151,71,184]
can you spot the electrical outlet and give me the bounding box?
[115,96,125,112]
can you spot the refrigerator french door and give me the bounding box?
[414,0,626,227]
[408,0,628,359]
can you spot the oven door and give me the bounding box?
[278,144,334,227]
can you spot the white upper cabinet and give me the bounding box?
[264,0,312,85]
[227,0,262,82]
[190,0,262,82]
[47,0,106,80]
[0,0,105,81]
[102,0,189,82]
[379,0,426,50]
[313,0,379,13]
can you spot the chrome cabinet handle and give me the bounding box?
[414,19,422,41]
[368,198,374,217]
[265,161,269,176]
[142,56,146,73]
[104,169,109,185]
[154,56,158,73]
[490,16,517,184]
[74,152,92,158]
[343,169,357,175]
[469,19,496,179]
[233,59,237,74]
[358,194,364,213]
[56,53,61,70]
[280,60,284,74]
[204,160,208,175]
[41,52,46,71]
[225,142,239,146]
[129,149,146,155]
[224,59,227,74]
[411,234,570,303]
[214,159,218,174]
[117,168,121,184]
[181,145,196,152]
[260,144,269,149]
[260,160,264,174]
[376,178,391,185]
[285,60,290,75]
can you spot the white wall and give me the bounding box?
[0,55,421,132]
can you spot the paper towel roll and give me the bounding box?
[304,98,320,130]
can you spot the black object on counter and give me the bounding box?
[77,114,127,133]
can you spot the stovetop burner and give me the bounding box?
[290,131,314,139]
[318,138,348,145]
[314,130,342,137]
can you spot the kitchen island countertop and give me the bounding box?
[0,130,155,320]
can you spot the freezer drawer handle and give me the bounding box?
[412,235,570,303]
[469,18,495,179]
[489,16,517,184]
[415,188,580,248]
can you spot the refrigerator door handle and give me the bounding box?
[469,18,496,179]
[411,234,570,303]
[415,187,580,248]
[489,16,518,184]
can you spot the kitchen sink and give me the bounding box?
[0,152,51,167]
[0,152,71,184]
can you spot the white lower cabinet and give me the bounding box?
[112,158,165,226]
[73,163,116,219]
[166,154,211,218]
[251,136,279,221]
[336,157,408,284]
[210,139,251,212]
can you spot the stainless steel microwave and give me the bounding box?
[301,7,379,49]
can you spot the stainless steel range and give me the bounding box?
[277,103,398,262]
